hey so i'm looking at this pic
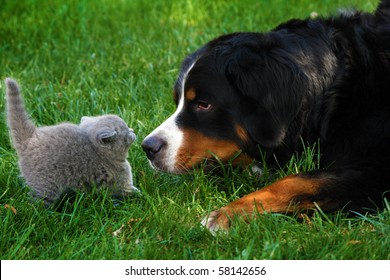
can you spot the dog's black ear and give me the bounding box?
[242,107,288,148]
[225,41,307,148]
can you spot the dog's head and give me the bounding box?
[142,29,337,174]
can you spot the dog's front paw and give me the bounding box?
[201,208,231,235]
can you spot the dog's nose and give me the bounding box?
[142,136,166,160]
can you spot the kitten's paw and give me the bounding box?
[112,185,141,200]
[125,185,140,194]
[123,185,142,196]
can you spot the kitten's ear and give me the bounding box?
[97,130,117,145]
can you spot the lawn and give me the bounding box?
[0,0,389,260]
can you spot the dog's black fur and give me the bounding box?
[143,1,390,228]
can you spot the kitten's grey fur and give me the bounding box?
[5,78,138,206]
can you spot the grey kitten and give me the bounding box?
[5,78,139,206]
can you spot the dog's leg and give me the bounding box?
[201,169,387,233]
[202,174,337,233]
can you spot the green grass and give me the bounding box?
[0,0,389,260]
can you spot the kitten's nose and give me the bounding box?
[128,128,136,142]
[141,136,166,160]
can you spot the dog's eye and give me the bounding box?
[197,101,212,111]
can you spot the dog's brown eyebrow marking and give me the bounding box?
[235,124,249,143]
[185,88,197,101]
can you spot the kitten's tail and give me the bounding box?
[5,78,36,154]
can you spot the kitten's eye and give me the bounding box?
[197,101,212,111]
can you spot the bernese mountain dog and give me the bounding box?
[142,0,390,232]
